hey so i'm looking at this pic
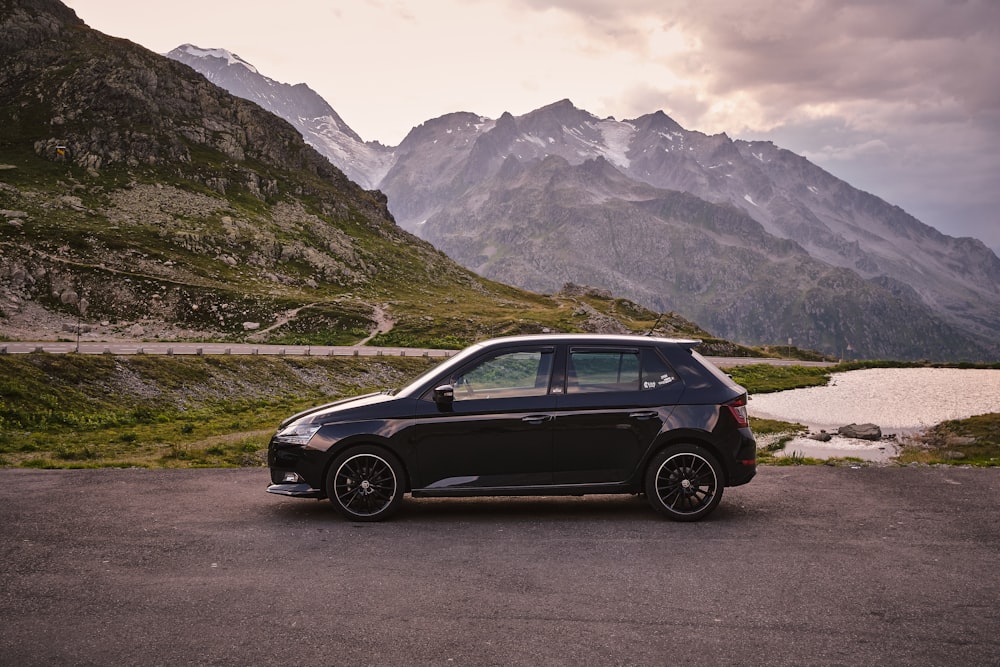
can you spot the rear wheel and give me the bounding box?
[326,446,404,521]
[645,444,723,521]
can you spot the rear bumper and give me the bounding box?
[727,428,757,486]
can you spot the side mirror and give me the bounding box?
[433,384,455,407]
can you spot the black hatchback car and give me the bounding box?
[267,334,755,521]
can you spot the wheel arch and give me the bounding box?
[643,430,729,486]
[321,437,413,494]
[643,440,725,521]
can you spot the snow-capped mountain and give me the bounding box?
[167,47,1000,360]
[166,45,393,189]
[378,100,1000,359]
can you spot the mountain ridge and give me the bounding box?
[167,43,999,361]
[167,44,393,189]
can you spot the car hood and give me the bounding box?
[278,392,400,428]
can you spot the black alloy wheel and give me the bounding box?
[326,446,404,521]
[645,444,723,521]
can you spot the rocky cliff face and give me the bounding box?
[1,1,366,197]
[418,154,985,360]
[0,1,521,345]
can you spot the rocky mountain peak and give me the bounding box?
[521,98,597,129]
[171,44,259,73]
[0,0,81,52]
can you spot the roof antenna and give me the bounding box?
[645,313,663,336]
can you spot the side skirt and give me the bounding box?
[411,482,636,498]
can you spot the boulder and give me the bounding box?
[61,322,92,334]
[838,423,882,441]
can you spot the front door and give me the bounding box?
[409,346,556,490]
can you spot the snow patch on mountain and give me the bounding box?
[176,45,257,73]
[520,134,549,150]
[596,120,635,169]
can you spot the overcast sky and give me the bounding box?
[64,0,999,254]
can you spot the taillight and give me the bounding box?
[725,396,750,428]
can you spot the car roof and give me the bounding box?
[473,333,702,348]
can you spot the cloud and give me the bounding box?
[510,0,1000,128]
[806,139,892,162]
[506,0,1000,251]
[743,110,1000,250]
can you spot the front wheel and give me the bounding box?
[645,444,723,521]
[326,446,404,521]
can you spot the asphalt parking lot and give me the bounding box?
[2,466,998,666]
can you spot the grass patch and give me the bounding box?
[0,353,440,469]
[750,417,808,437]
[5,352,994,470]
[259,302,377,346]
[729,364,833,394]
[750,417,808,464]
[896,413,1000,467]
[766,453,827,466]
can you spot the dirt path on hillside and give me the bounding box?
[245,301,395,345]
[246,303,320,341]
[358,303,395,345]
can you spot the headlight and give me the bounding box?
[274,423,322,446]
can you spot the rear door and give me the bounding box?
[552,345,684,485]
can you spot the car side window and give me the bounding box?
[567,349,640,393]
[640,348,678,390]
[452,349,553,400]
[567,348,678,394]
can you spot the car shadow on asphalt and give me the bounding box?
[263,493,749,525]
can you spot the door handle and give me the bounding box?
[629,411,658,420]
[521,414,553,425]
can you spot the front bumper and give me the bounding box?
[268,432,329,492]
[266,483,325,498]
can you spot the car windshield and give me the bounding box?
[394,341,491,398]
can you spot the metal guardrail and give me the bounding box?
[0,341,455,359]
[0,342,835,368]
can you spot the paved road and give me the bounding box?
[1,466,997,665]
[0,341,833,368]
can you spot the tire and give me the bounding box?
[645,444,723,521]
[326,446,404,521]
